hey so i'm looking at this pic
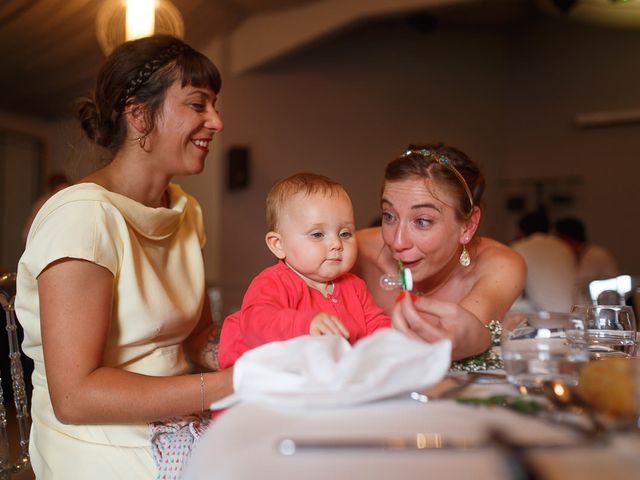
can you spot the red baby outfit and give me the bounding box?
[218,261,390,369]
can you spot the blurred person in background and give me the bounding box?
[510,209,576,312]
[555,216,619,304]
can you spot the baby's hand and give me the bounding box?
[309,312,350,339]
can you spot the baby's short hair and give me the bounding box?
[266,172,346,232]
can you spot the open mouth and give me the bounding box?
[399,259,420,269]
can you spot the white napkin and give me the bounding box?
[211,329,451,409]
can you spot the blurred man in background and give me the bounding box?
[511,209,576,312]
[555,216,619,304]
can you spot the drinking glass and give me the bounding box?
[570,304,638,359]
[634,359,640,429]
[501,311,589,390]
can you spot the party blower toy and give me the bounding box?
[380,260,413,294]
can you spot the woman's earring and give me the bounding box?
[136,135,148,150]
[459,244,471,267]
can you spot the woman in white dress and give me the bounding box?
[16,35,231,478]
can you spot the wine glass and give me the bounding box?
[501,311,589,391]
[570,304,638,359]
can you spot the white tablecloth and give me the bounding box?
[182,382,640,480]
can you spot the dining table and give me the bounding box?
[182,373,640,480]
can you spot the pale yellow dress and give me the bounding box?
[15,182,206,479]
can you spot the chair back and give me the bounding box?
[588,274,637,304]
[0,273,30,477]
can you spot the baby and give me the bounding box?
[217,172,390,368]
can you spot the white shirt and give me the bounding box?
[578,244,619,284]
[511,233,577,312]
[574,244,619,304]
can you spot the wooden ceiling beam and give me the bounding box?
[228,0,473,74]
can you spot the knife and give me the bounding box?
[276,431,595,455]
[277,433,485,454]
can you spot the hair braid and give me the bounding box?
[118,43,190,111]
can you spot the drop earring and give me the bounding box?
[459,244,471,267]
[136,134,148,150]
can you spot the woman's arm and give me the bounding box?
[392,244,526,360]
[461,244,526,325]
[39,259,232,425]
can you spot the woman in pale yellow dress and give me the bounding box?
[16,35,231,479]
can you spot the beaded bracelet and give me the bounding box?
[200,372,205,413]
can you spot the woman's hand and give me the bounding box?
[309,312,350,339]
[391,294,490,360]
[184,293,222,371]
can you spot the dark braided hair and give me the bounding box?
[76,35,221,154]
[117,42,190,112]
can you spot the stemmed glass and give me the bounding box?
[570,304,637,359]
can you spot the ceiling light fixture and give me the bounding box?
[96,0,184,56]
[126,0,155,40]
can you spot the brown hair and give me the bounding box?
[76,34,221,154]
[266,173,348,231]
[384,143,485,220]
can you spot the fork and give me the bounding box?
[412,371,506,402]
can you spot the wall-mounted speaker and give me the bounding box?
[227,146,250,190]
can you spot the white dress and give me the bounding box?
[15,182,206,479]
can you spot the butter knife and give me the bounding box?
[277,431,594,455]
[278,434,485,454]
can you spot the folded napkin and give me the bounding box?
[211,329,451,409]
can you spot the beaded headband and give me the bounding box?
[401,148,474,212]
[117,42,191,112]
